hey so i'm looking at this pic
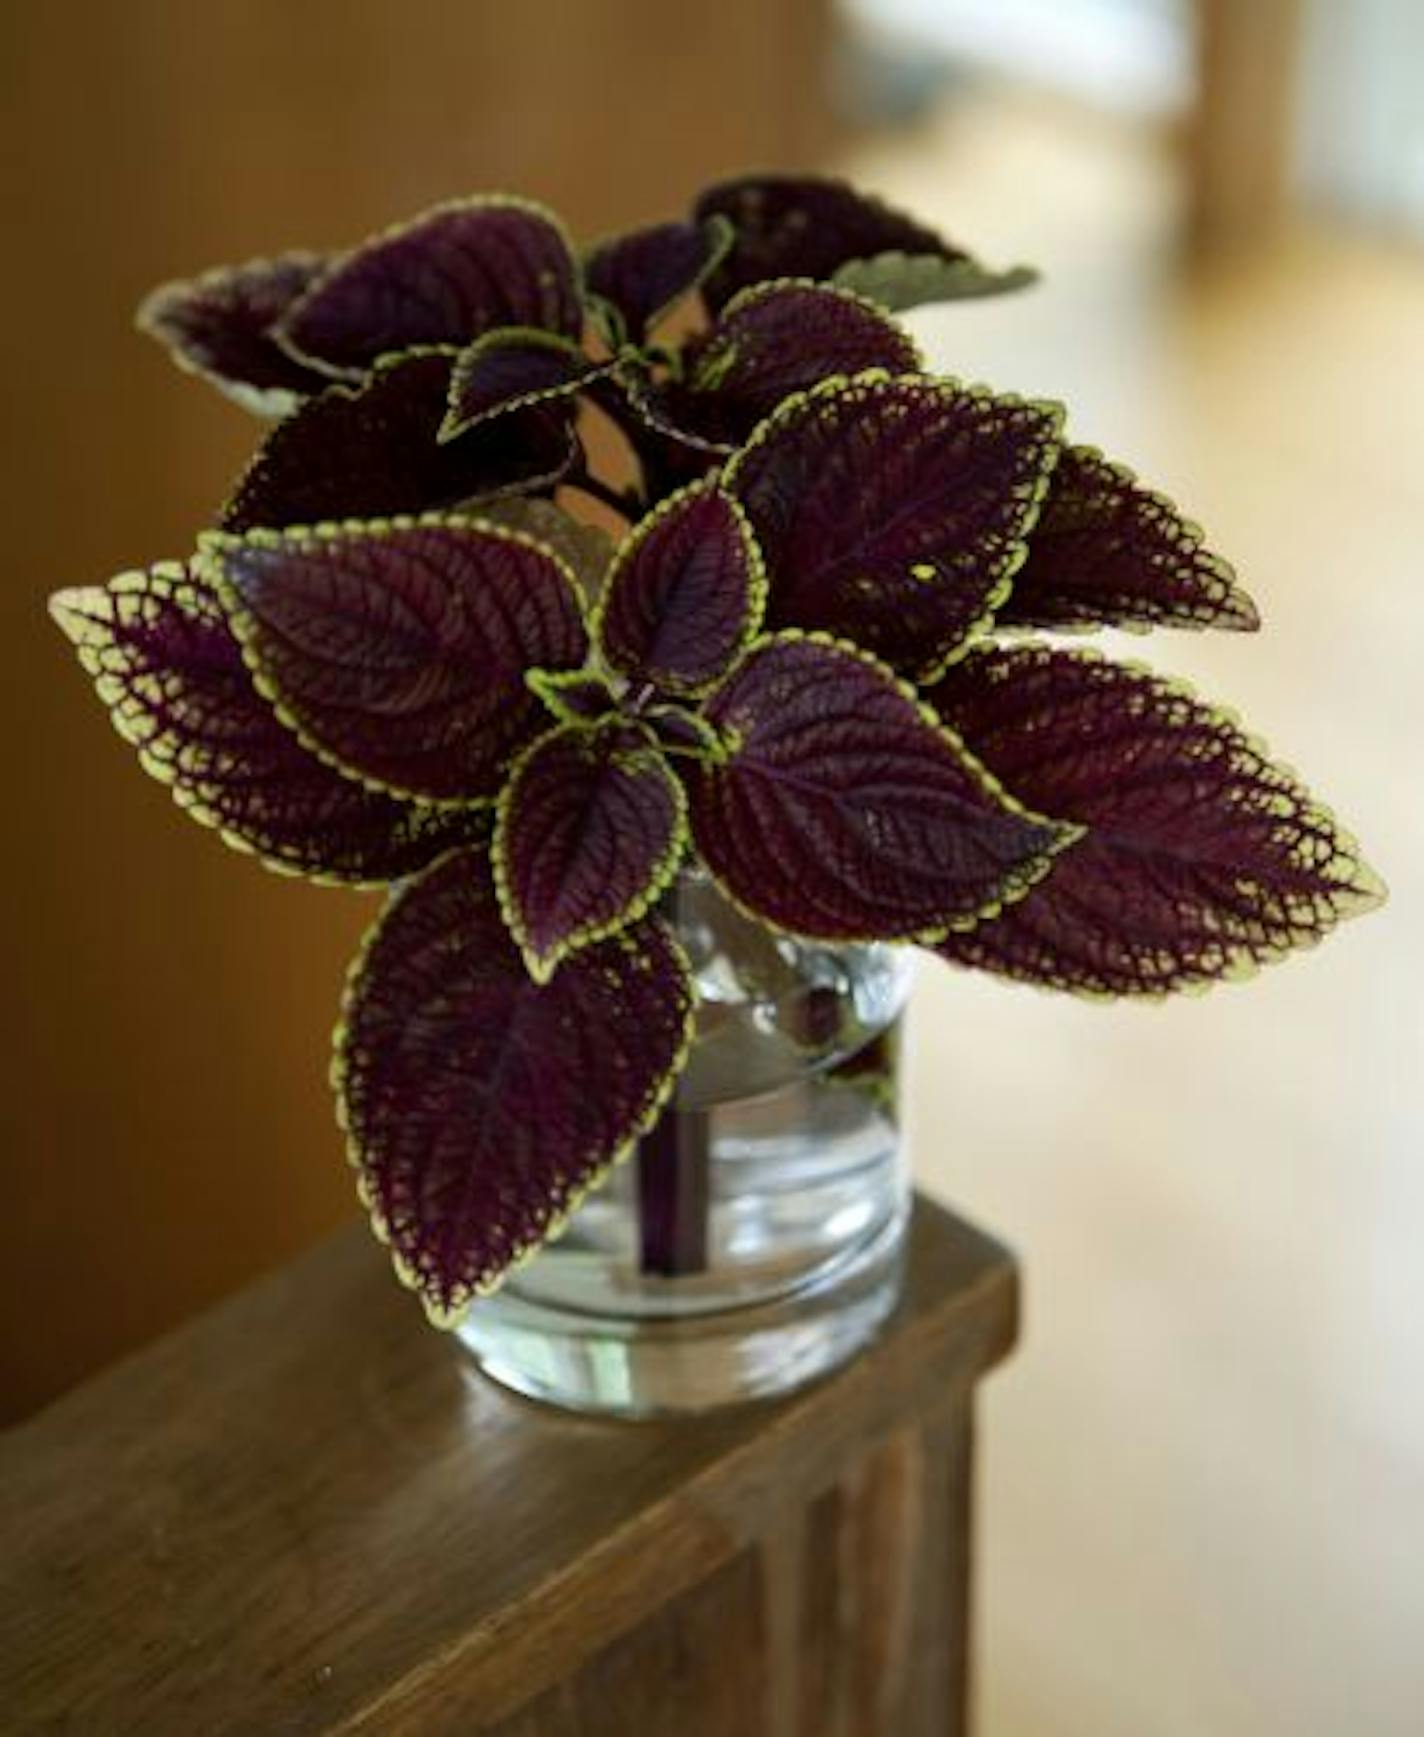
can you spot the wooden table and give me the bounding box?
[1,1195,1017,1734]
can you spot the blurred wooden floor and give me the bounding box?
[853,91,1424,1737]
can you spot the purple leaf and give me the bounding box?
[220,349,576,533]
[526,667,618,725]
[584,215,734,341]
[49,564,479,883]
[495,718,688,979]
[644,702,724,760]
[275,196,582,379]
[631,280,922,455]
[692,173,967,310]
[471,497,615,600]
[596,481,766,695]
[723,373,1062,680]
[689,633,1072,941]
[207,516,587,802]
[336,845,693,1320]
[1000,445,1261,633]
[440,328,606,442]
[926,645,1383,995]
[136,252,332,413]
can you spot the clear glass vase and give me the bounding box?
[456,865,915,1416]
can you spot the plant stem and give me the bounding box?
[636,1104,710,1277]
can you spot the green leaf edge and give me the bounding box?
[582,211,736,340]
[270,193,587,382]
[524,665,618,726]
[197,506,588,811]
[999,442,1261,635]
[491,715,691,982]
[831,252,1039,313]
[928,642,1386,1002]
[591,477,770,698]
[134,250,329,417]
[720,368,1066,684]
[618,279,927,461]
[693,625,1083,948]
[216,343,580,529]
[693,273,926,389]
[644,702,729,763]
[48,562,453,890]
[330,844,698,1325]
[437,326,606,444]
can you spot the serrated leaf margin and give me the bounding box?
[693,626,1081,947]
[134,250,329,416]
[591,477,769,697]
[438,326,608,444]
[831,252,1038,312]
[197,508,588,811]
[928,643,1385,1001]
[721,368,1066,684]
[49,562,462,890]
[272,193,586,381]
[491,716,691,981]
[329,846,697,1325]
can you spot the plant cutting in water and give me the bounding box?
[51,175,1381,1329]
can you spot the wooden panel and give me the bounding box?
[1188,0,1307,253]
[0,0,835,1420]
[0,1196,1016,1733]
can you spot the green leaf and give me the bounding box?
[831,252,1038,312]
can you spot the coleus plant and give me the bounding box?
[51,175,1381,1326]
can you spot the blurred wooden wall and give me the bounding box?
[0,0,834,1419]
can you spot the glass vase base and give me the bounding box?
[457,1208,908,1419]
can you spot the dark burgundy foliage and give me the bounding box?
[628,281,921,456]
[441,329,604,441]
[584,215,732,342]
[597,483,761,695]
[276,198,583,378]
[338,845,691,1321]
[49,565,480,882]
[221,351,576,533]
[725,374,1061,679]
[210,518,586,801]
[926,646,1380,993]
[496,718,686,979]
[690,635,1071,941]
[56,176,1378,1312]
[692,173,966,311]
[526,668,618,724]
[137,252,333,411]
[1001,445,1261,633]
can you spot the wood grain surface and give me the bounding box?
[0,1195,1015,1734]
